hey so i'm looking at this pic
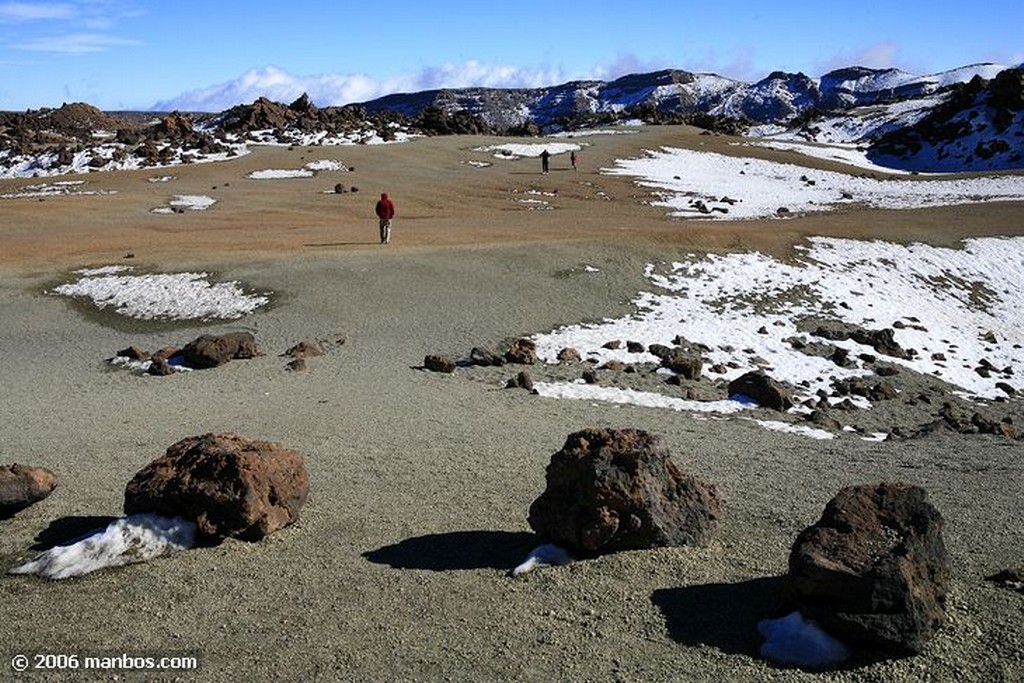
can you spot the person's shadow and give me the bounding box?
[304,241,379,248]
[363,530,537,572]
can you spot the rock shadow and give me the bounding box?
[653,576,895,671]
[363,530,537,572]
[29,515,119,551]
[651,576,786,658]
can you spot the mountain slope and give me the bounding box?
[1,63,1021,177]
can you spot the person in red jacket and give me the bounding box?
[375,192,395,244]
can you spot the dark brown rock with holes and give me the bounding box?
[728,370,794,411]
[283,341,322,359]
[117,345,149,361]
[424,355,456,373]
[505,371,534,390]
[0,464,58,516]
[663,345,704,380]
[147,357,174,376]
[556,347,581,363]
[124,432,309,542]
[505,338,537,364]
[469,347,504,366]
[180,332,259,369]
[784,482,950,654]
[527,428,721,554]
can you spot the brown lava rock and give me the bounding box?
[124,432,309,543]
[527,428,721,554]
[784,482,950,654]
[0,464,58,516]
[180,332,259,369]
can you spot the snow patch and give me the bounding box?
[605,146,1024,220]
[9,514,196,580]
[51,266,270,321]
[532,237,1024,417]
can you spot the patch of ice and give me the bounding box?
[9,514,196,580]
[510,544,573,576]
[758,611,851,668]
[109,354,192,375]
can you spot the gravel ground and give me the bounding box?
[0,132,1021,682]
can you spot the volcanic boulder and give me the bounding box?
[179,332,259,369]
[528,428,721,554]
[728,370,795,411]
[784,482,950,654]
[663,344,704,380]
[282,341,322,359]
[124,432,309,542]
[505,338,538,364]
[469,346,505,367]
[0,464,58,516]
[424,354,456,373]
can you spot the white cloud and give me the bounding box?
[0,2,74,21]
[819,42,906,74]
[154,62,586,112]
[14,32,139,53]
[154,66,376,112]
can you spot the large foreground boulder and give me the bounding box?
[179,332,259,369]
[528,428,721,554]
[0,464,58,516]
[784,482,950,653]
[124,432,308,542]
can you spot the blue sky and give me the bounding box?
[1,0,1021,111]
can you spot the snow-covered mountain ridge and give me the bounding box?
[1,63,1021,177]
[361,63,1011,126]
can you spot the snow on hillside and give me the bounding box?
[603,146,1024,219]
[530,235,1024,427]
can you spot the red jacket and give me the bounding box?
[375,193,395,220]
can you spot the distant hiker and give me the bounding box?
[375,192,395,245]
[570,150,578,172]
[541,149,550,174]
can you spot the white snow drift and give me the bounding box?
[51,266,270,321]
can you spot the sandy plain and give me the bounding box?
[0,126,1022,682]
